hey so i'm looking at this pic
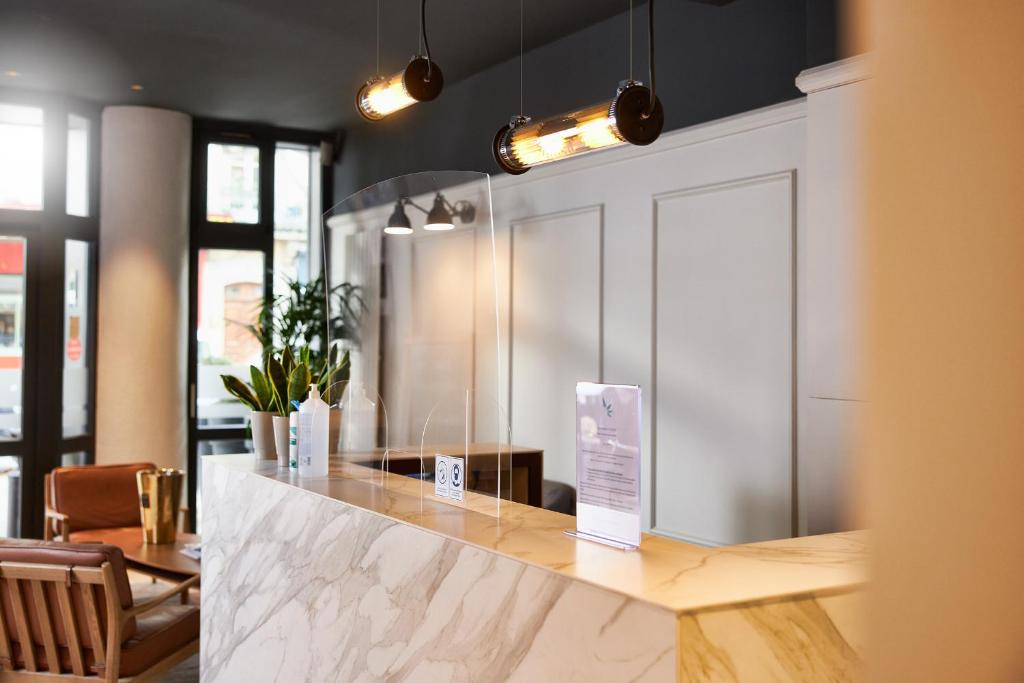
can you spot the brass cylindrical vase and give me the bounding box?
[137,468,183,544]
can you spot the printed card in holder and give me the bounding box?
[449,456,465,501]
[565,382,642,550]
[434,455,450,498]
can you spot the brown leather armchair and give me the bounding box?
[0,539,198,681]
[43,463,158,542]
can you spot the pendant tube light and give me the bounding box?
[494,0,663,174]
[356,0,444,121]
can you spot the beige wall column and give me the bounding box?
[859,2,1024,681]
[96,106,191,470]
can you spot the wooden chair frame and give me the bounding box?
[0,561,199,682]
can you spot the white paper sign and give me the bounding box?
[573,382,642,549]
[434,455,450,498]
[449,456,465,501]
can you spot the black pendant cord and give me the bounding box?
[644,0,656,117]
[421,0,433,81]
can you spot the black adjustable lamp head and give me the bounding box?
[385,200,414,234]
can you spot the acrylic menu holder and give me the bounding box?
[565,382,643,551]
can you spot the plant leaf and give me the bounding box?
[282,346,296,377]
[249,365,274,412]
[266,356,288,414]
[287,363,312,408]
[220,374,260,411]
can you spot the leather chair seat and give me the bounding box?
[67,526,142,544]
[116,602,199,676]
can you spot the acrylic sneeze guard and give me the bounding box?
[321,171,516,508]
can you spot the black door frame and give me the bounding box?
[0,88,101,538]
[186,119,332,527]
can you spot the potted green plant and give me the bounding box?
[247,274,363,374]
[220,365,278,461]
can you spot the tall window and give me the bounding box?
[188,123,330,526]
[0,105,43,211]
[273,143,320,295]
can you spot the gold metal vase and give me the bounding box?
[137,468,184,544]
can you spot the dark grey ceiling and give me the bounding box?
[0,0,627,131]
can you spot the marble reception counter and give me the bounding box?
[201,455,867,682]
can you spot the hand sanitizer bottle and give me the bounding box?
[288,410,299,471]
[298,384,329,478]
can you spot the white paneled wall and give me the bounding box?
[490,99,809,544]
[337,61,865,545]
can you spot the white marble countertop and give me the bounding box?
[205,454,868,615]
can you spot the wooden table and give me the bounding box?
[72,527,200,583]
[345,443,545,507]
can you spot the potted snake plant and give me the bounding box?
[220,365,278,460]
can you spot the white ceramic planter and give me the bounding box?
[273,415,290,468]
[250,411,277,460]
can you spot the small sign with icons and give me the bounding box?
[433,454,465,502]
[434,455,450,498]
[449,456,465,501]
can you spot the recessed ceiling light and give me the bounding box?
[4,70,18,78]
[130,84,144,92]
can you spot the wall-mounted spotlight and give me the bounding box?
[494,0,662,174]
[357,0,443,121]
[385,201,414,235]
[384,193,476,235]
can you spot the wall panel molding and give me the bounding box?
[651,171,796,545]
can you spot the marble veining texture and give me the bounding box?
[201,461,677,682]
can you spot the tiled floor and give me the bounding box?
[157,654,199,682]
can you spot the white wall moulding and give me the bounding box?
[509,206,603,487]
[795,54,871,95]
[795,57,869,535]
[653,172,796,546]
[96,106,191,470]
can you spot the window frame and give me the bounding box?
[187,119,332,525]
[0,87,101,537]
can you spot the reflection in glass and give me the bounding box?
[273,144,320,295]
[322,172,516,511]
[61,451,88,467]
[196,249,265,428]
[0,105,43,211]
[206,143,260,223]
[63,240,92,437]
[66,114,90,217]
[0,237,26,441]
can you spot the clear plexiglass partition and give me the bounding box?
[322,171,518,509]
